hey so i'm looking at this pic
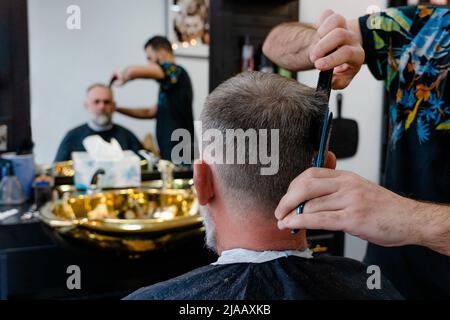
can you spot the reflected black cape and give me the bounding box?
[124,255,402,300]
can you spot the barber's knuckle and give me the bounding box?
[334,28,349,43]
[310,43,322,56]
[302,178,314,191]
[350,45,364,61]
[323,54,334,66]
[288,177,302,191]
[349,32,361,46]
[345,172,360,186]
[346,46,358,59]
[356,47,366,63]
[330,13,346,28]
[304,199,318,212]
[340,45,354,59]
[303,168,317,179]
[323,9,335,17]
[340,174,354,187]
[289,186,307,204]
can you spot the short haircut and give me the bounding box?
[86,83,111,95]
[144,36,173,53]
[200,71,326,214]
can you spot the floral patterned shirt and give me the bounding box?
[360,5,450,300]
[360,5,450,203]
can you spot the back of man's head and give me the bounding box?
[200,71,326,215]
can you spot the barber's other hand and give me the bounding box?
[275,168,422,248]
[309,10,365,89]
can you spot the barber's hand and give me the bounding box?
[275,168,422,248]
[309,10,365,89]
[110,70,126,86]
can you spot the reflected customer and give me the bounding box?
[54,83,142,162]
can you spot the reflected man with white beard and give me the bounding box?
[124,72,402,300]
[54,84,143,162]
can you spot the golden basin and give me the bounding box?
[53,159,149,177]
[39,179,204,255]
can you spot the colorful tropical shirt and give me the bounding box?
[360,5,450,204]
[155,62,195,161]
[360,5,450,300]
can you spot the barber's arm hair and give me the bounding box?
[417,202,450,256]
[263,22,319,71]
[123,64,165,81]
[262,19,362,72]
[115,105,158,119]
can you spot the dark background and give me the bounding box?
[0,0,31,154]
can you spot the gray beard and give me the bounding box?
[88,114,113,132]
[200,206,217,254]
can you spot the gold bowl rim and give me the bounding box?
[39,185,202,234]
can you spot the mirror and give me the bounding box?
[27,0,209,167]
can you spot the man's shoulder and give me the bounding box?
[288,255,403,299]
[304,254,371,278]
[112,124,139,138]
[123,256,403,300]
[123,264,219,300]
[62,124,90,140]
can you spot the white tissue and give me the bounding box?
[73,135,141,189]
[82,135,125,161]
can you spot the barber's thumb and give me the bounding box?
[277,219,287,230]
[277,218,299,230]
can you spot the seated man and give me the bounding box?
[124,72,401,300]
[54,83,143,162]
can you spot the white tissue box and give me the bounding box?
[72,151,141,189]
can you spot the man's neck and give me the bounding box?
[87,120,113,132]
[213,205,308,254]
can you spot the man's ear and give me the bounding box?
[193,160,214,205]
[325,151,336,169]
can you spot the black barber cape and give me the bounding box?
[124,255,402,300]
[54,123,143,162]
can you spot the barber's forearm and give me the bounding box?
[122,67,137,82]
[263,22,319,71]
[115,106,157,119]
[414,201,450,256]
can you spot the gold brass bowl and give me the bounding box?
[53,160,75,177]
[53,159,149,177]
[39,179,204,255]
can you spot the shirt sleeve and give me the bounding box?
[157,62,182,89]
[358,6,418,81]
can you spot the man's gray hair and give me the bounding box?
[201,71,326,215]
[86,83,111,95]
